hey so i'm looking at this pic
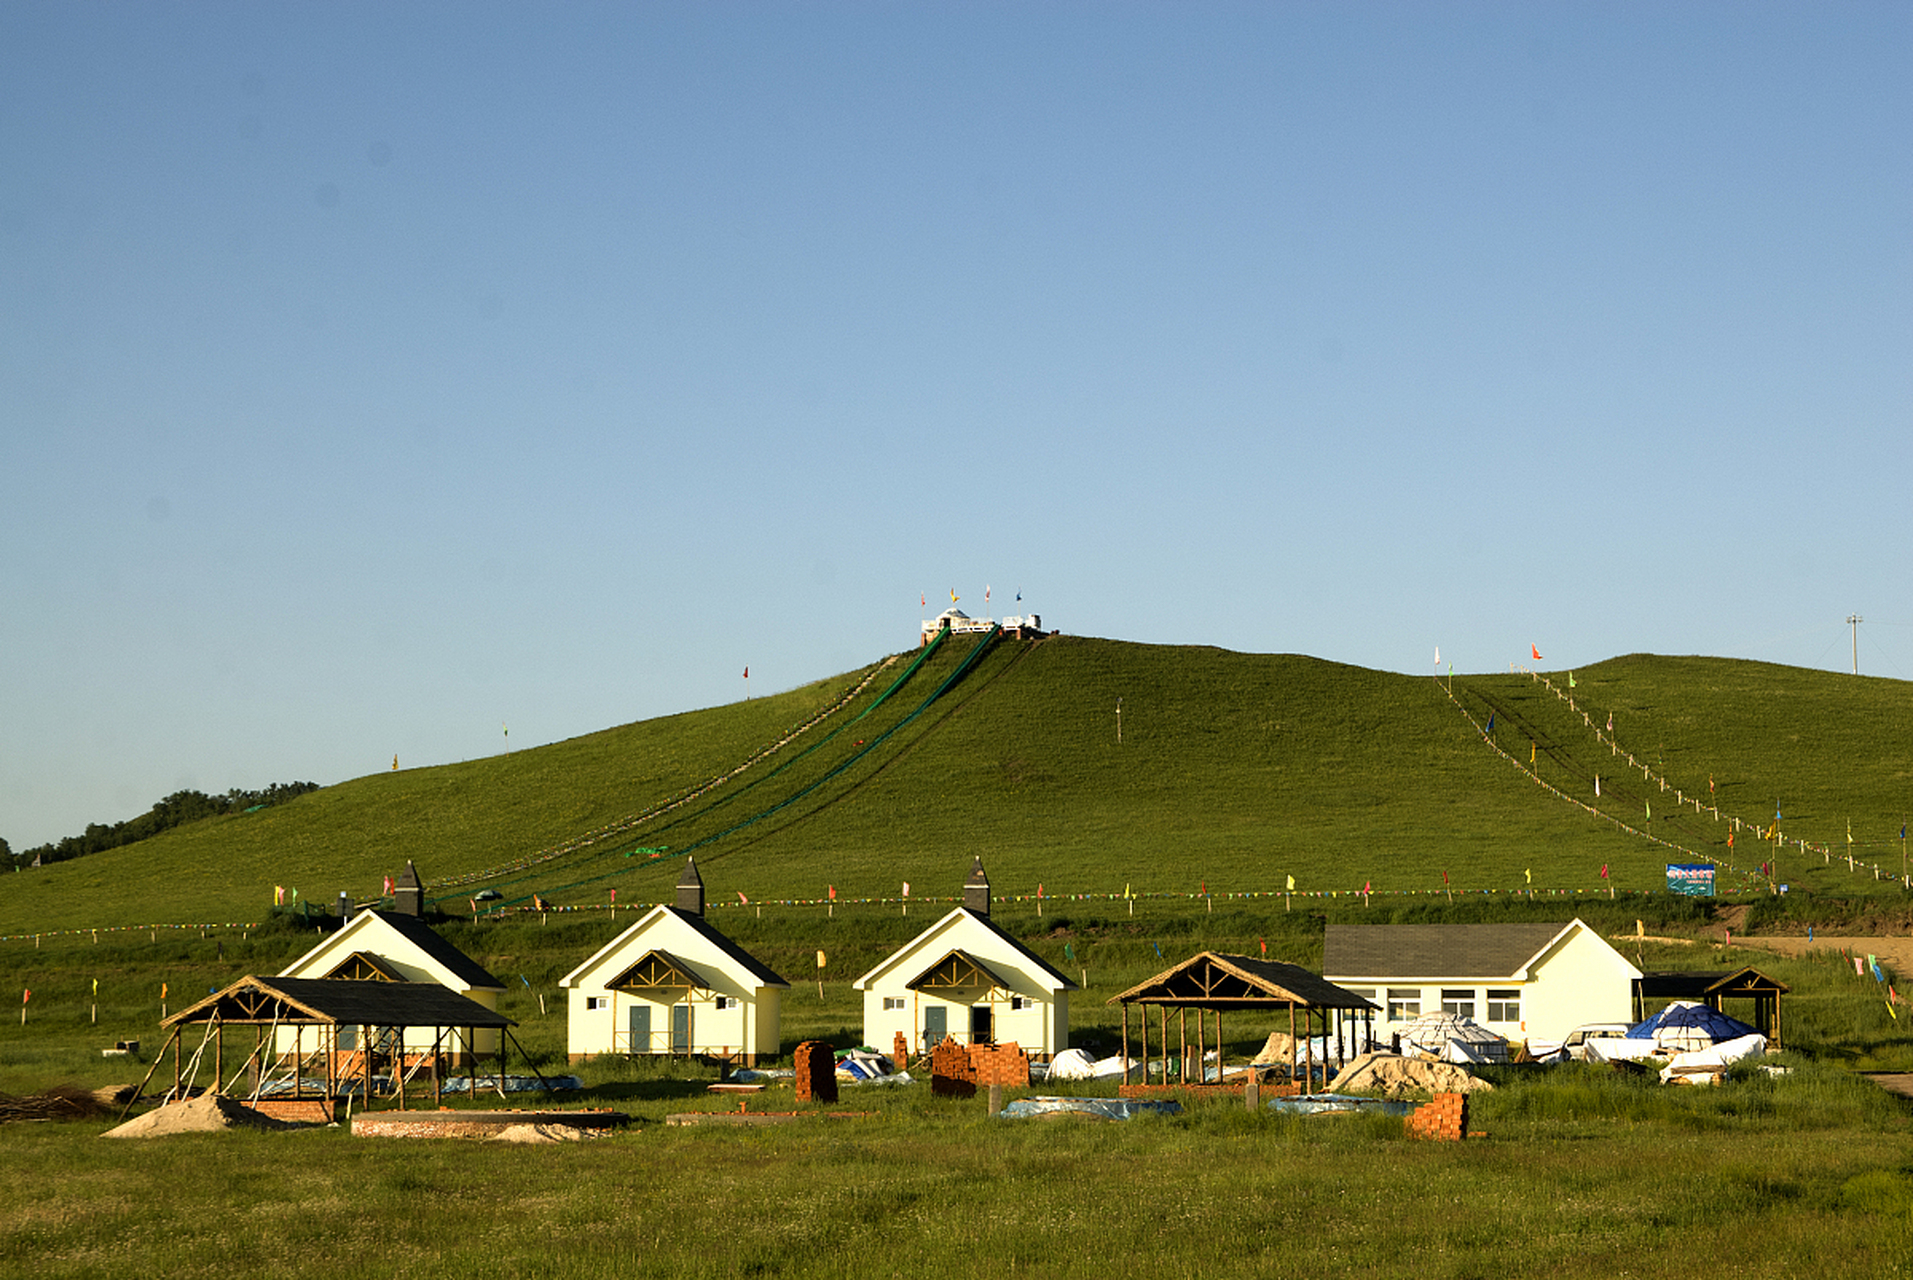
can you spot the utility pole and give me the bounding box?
[1849,614,1863,675]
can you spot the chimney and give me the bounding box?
[963,856,990,917]
[393,861,424,918]
[676,857,705,917]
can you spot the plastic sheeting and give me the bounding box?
[997,1096,1183,1121]
[1265,1093,1418,1117]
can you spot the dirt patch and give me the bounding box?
[1733,935,1913,974]
[1862,1074,1913,1100]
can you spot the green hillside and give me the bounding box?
[8,635,1911,936]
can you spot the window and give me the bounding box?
[1486,989,1521,1022]
[712,996,733,1010]
[585,996,608,1011]
[1441,989,1476,1019]
[1010,996,1033,1011]
[1387,988,1421,1020]
[882,996,906,1011]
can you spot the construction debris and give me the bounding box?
[101,1092,302,1138]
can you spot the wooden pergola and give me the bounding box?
[1633,968,1790,1047]
[1108,952,1378,1095]
[126,975,541,1121]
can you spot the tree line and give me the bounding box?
[3,782,321,871]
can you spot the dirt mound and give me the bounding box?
[101,1092,302,1138]
[490,1123,590,1144]
[1327,1052,1493,1099]
[1252,1033,1329,1065]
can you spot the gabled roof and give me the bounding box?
[163,974,514,1030]
[1109,951,1377,1010]
[560,905,789,990]
[323,951,409,982]
[1322,920,1624,982]
[281,910,506,991]
[1635,968,1791,998]
[853,907,1077,992]
[905,949,1019,994]
[605,949,714,993]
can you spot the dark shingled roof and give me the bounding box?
[660,906,790,988]
[163,974,515,1029]
[1110,951,1377,1010]
[364,910,508,990]
[1322,922,1574,981]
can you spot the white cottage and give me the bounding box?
[853,858,1075,1056]
[1322,918,1641,1049]
[276,862,507,1063]
[559,859,789,1066]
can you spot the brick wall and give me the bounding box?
[794,1041,838,1104]
[968,1042,1029,1087]
[1405,1091,1469,1141]
[929,1037,976,1098]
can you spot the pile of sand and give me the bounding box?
[1326,1052,1494,1098]
[489,1123,592,1144]
[101,1092,301,1139]
[1251,1033,1327,1065]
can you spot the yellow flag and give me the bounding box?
[1524,868,1532,884]
[815,950,826,970]
[1286,874,1295,892]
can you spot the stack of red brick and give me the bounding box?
[928,1037,1029,1098]
[1405,1091,1468,1141]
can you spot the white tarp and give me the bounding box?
[1658,1032,1768,1085]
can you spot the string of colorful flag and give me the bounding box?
[1513,664,1909,888]
[428,657,898,893]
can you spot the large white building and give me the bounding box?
[558,859,788,1066]
[1321,918,1641,1048]
[276,865,507,1063]
[852,858,1075,1056]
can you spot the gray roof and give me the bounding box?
[1322,922,1573,982]
[163,974,515,1029]
[967,910,1079,991]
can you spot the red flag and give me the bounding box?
[920,592,926,608]
[1599,864,1609,879]
[827,885,836,901]
[742,666,748,679]
[1362,880,1371,894]
[1531,644,1543,661]
[1728,831,1735,848]
[609,888,617,904]
[1258,937,1267,956]
[736,890,749,905]
[1441,869,1449,885]
[21,989,29,1005]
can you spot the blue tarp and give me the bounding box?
[1626,1001,1757,1043]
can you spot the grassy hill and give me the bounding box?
[7,634,1911,936]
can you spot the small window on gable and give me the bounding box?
[882,996,906,1011]
[1010,996,1034,1011]
[585,996,608,1011]
[711,996,732,1010]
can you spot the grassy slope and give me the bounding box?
[6,639,1911,936]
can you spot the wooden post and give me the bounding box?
[1121,1003,1130,1082]
[1140,1002,1149,1086]
[1159,1006,1168,1083]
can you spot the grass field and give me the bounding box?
[6,640,1912,939]
[5,899,1913,1277]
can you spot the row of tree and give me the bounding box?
[3,782,322,870]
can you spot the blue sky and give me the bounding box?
[3,2,1908,849]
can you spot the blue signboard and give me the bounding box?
[1666,863,1716,897]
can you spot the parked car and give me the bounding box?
[1561,1022,1635,1061]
